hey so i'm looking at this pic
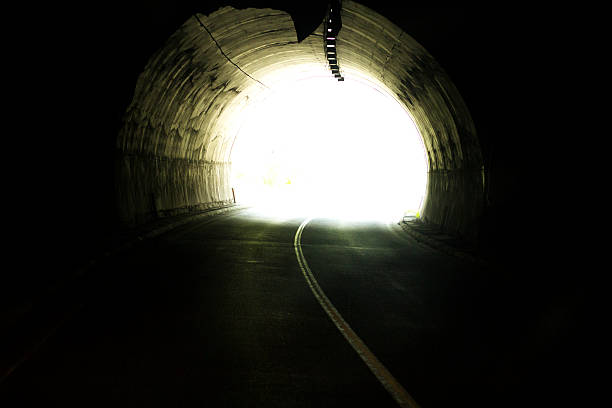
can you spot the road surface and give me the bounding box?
[1,208,523,407]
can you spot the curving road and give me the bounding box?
[1,208,508,407]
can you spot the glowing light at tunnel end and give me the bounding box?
[230,74,427,223]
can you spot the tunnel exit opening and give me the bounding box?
[117,1,483,238]
[230,74,427,221]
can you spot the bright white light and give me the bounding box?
[230,76,427,222]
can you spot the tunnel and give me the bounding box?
[13,0,567,271]
[3,2,592,407]
[115,1,484,241]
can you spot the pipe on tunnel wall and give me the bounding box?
[116,1,484,240]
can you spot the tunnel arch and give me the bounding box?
[116,0,484,240]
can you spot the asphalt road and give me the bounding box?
[0,208,562,407]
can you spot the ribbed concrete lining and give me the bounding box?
[117,1,484,239]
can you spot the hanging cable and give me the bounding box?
[324,1,344,81]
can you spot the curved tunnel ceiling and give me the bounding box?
[117,1,484,239]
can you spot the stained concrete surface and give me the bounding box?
[116,1,483,238]
[0,209,590,407]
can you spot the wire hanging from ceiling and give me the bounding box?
[324,1,344,81]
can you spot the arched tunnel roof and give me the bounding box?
[117,1,484,237]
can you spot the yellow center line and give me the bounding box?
[294,217,421,408]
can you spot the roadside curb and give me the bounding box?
[398,217,488,267]
[83,204,247,272]
[0,204,246,383]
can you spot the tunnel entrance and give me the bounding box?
[230,75,427,220]
[117,1,483,239]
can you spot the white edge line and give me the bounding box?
[294,217,421,408]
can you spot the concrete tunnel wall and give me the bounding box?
[116,1,484,240]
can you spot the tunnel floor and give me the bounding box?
[0,209,580,407]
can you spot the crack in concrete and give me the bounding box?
[194,14,270,89]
